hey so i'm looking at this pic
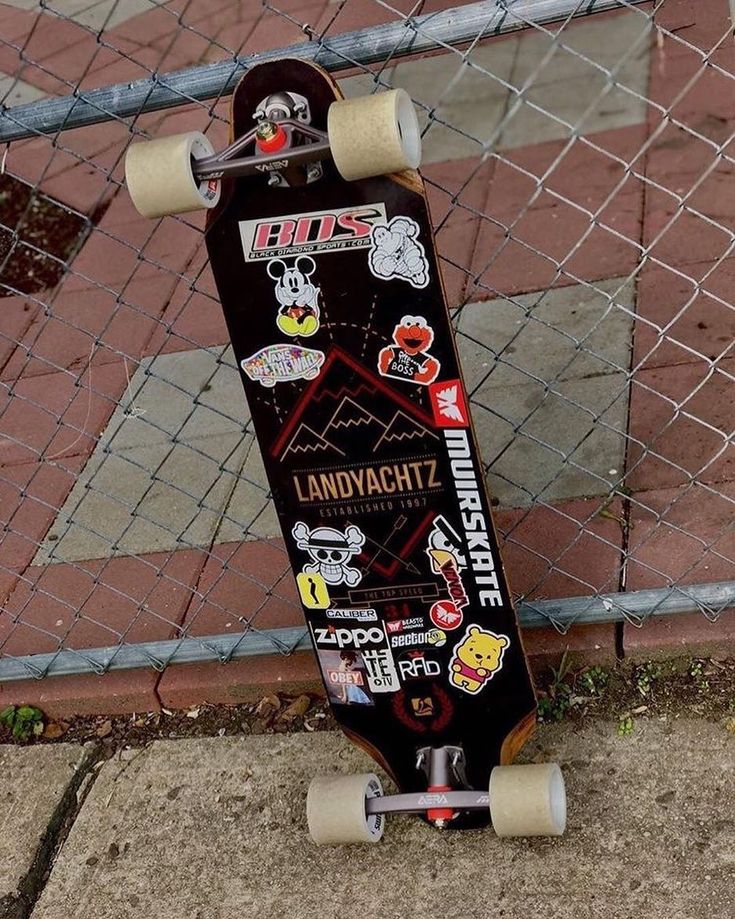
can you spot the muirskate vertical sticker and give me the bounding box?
[368,216,429,288]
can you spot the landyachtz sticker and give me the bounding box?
[241,344,324,387]
[239,203,388,261]
[449,625,509,695]
[368,216,429,288]
[377,316,440,386]
[267,256,321,336]
[429,379,469,428]
[292,522,365,586]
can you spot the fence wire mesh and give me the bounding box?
[0,0,733,682]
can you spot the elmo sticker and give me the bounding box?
[378,315,440,387]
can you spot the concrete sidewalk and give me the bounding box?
[3,718,733,919]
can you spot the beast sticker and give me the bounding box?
[239,203,387,261]
[377,316,440,386]
[449,625,509,695]
[267,256,321,336]
[368,216,429,288]
[241,344,324,387]
[292,522,365,586]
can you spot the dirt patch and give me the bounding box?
[2,657,733,753]
[0,174,90,297]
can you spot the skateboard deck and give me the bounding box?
[205,59,537,828]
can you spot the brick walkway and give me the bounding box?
[0,0,733,714]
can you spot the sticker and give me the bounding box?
[326,608,378,621]
[267,256,321,336]
[377,316,440,386]
[429,379,469,428]
[430,599,463,631]
[368,216,429,288]
[398,651,441,680]
[362,647,400,693]
[241,344,325,388]
[239,203,387,261]
[311,623,387,651]
[318,650,374,706]
[426,516,469,614]
[449,625,509,695]
[391,684,454,733]
[390,628,446,649]
[296,572,330,609]
[386,616,424,634]
[292,522,365,586]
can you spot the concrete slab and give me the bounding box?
[456,278,634,506]
[28,721,735,919]
[0,743,87,918]
[3,0,154,31]
[0,73,46,107]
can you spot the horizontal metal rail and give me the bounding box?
[1,580,732,683]
[0,0,646,143]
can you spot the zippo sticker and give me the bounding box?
[292,522,365,586]
[449,625,509,695]
[368,216,429,288]
[267,256,321,336]
[429,379,469,428]
[296,572,330,609]
[377,316,440,386]
[241,344,324,387]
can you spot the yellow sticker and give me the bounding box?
[297,572,330,609]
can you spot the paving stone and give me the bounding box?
[0,70,46,106]
[2,0,158,31]
[0,743,88,917]
[27,723,735,919]
[456,278,633,506]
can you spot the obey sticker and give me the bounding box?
[428,379,468,428]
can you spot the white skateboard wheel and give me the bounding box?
[306,772,384,845]
[328,88,421,181]
[125,131,221,219]
[489,763,566,837]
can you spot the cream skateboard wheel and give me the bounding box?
[489,763,566,837]
[328,88,421,181]
[306,773,385,845]
[125,131,220,218]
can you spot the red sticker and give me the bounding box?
[430,600,464,631]
[429,379,468,428]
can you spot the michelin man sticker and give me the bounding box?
[368,216,429,289]
[292,522,365,586]
[267,256,321,336]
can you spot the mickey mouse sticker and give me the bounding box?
[378,315,440,386]
[267,256,321,337]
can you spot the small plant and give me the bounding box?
[689,659,710,693]
[537,650,575,722]
[618,714,634,736]
[578,665,609,696]
[634,662,662,697]
[0,705,45,741]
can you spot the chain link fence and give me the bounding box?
[0,0,733,683]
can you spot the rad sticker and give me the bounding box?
[449,625,509,695]
[241,344,324,387]
[267,256,321,336]
[296,572,330,609]
[429,379,469,428]
[377,316,440,387]
[368,216,429,288]
[292,522,365,586]
[398,651,441,680]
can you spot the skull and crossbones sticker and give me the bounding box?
[292,522,365,586]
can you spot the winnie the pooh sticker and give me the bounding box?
[377,315,440,386]
[449,625,509,695]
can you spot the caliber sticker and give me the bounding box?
[377,316,440,386]
[267,256,321,336]
[368,216,429,288]
[428,379,469,428]
[292,522,365,586]
[296,572,330,609]
[239,203,388,261]
[318,650,374,706]
[326,608,378,621]
[241,344,324,387]
[449,625,509,695]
